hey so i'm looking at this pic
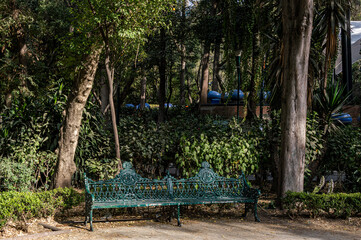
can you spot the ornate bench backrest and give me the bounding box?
[171,161,247,199]
[85,162,171,202]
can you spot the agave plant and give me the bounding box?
[313,82,351,134]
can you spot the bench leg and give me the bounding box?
[177,205,182,227]
[84,215,88,226]
[242,203,251,218]
[253,202,260,222]
[89,210,94,231]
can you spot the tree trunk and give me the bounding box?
[53,43,103,188]
[158,28,166,123]
[100,67,109,114]
[200,41,211,105]
[212,39,221,91]
[247,30,260,120]
[104,48,121,170]
[140,76,147,109]
[180,44,186,105]
[5,92,12,108]
[179,0,187,106]
[280,0,313,196]
[187,76,193,104]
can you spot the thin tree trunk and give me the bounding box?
[180,44,186,105]
[13,9,29,94]
[53,43,103,188]
[212,39,221,91]
[195,58,202,93]
[100,67,109,114]
[200,41,211,105]
[247,30,260,120]
[179,0,187,106]
[5,92,12,108]
[104,49,121,170]
[280,0,313,196]
[140,76,147,109]
[158,28,166,123]
[187,76,193,104]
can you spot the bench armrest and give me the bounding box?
[84,173,95,203]
[239,173,261,199]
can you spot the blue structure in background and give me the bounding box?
[259,91,271,101]
[208,91,222,104]
[136,103,151,109]
[208,91,222,99]
[231,89,244,100]
[331,113,353,124]
[165,103,173,108]
[125,104,135,108]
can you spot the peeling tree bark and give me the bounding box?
[53,43,103,188]
[280,0,313,196]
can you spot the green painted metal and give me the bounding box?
[84,161,261,231]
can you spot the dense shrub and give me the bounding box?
[175,119,261,177]
[283,191,361,218]
[0,188,83,230]
[322,126,361,192]
[0,86,65,190]
[117,109,229,178]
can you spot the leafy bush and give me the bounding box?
[117,109,228,178]
[283,191,361,218]
[322,126,361,192]
[175,119,261,177]
[0,188,83,230]
[0,136,57,191]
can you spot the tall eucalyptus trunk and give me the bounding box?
[53,43,103,188]
[280,0,314,196]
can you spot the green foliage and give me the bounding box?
[176,118,261,178]
[258,110,324,177]
[323,126,361,192]
[0,188,83,230]
[313,83,351,134]
[283,191,361,218]
[305,112,324,173]
[86,158,119,180]
[75,99,115,179]
[116,108,236,177]
[0,86,65,191]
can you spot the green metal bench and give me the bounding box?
[84,161,260,231]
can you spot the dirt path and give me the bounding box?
[4,213,360,240]
[36,219,360,240]
[2,203,361,240]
